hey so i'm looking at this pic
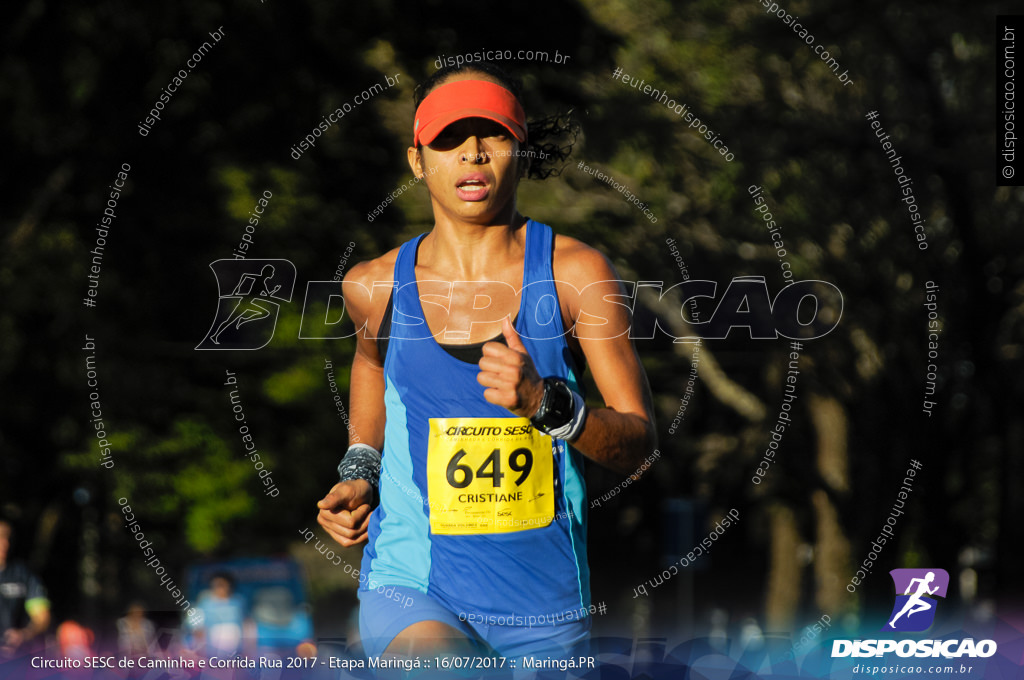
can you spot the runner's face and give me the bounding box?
[409,74,524,224]
[417,117,521,223]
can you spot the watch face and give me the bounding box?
[532,378,576,432]
[549,380,574,422]
[536,378,574,431]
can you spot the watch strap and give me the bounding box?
[531,378,588,442]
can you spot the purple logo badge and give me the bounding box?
[882,568,949,632]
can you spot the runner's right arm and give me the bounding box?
[317,257,394,547]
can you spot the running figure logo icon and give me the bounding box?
[882,568,949,632]
[196,259,296,350]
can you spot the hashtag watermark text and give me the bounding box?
[752,341,802,484]
[847,460,923,593]
[84,162,131,307]
[576,159,657,223]
[865,110,929,251]
[611,67,734,162]
[457,602,606,628]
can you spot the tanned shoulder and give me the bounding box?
[552,234,620,282]
[343,247,401,340]
[551,234,625,324]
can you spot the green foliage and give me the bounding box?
[263,361,321,406]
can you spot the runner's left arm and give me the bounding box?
[478,239,656,476]
[557,245,657,474]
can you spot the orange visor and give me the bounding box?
[413,80,527,147]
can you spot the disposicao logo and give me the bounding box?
[883,568,949,633]
[196,260,296,350]
[832,567,997,659]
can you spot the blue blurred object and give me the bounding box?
[184,557,314,656]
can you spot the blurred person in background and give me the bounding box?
[188,571,250,656]
[0,518,50,658]
[117,601,156,659]
[56,619,95,662]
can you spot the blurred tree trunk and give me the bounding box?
[765,392,853,627]
[765,503,801,628]
[809,393,852,615]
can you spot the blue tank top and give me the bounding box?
[359,219,590,621]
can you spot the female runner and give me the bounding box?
[317,61,656,660]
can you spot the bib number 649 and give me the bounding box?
[446,448,533,489]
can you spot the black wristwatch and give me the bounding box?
[530,377,576,433]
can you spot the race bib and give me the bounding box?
[427,417,554,535]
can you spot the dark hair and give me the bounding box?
[209,570,236,590]
[413,62,578,180]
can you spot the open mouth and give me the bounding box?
[455,175,490,201]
